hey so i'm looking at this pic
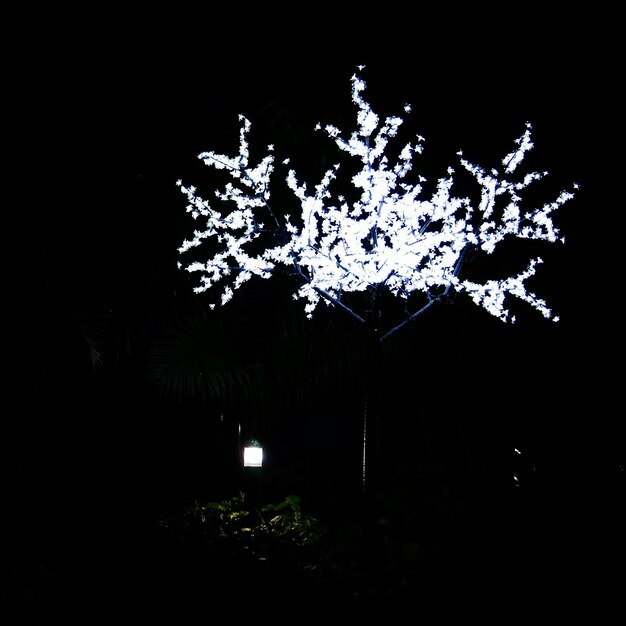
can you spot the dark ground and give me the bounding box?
[3,432,624,621]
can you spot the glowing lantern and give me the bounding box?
[243,440,263,467]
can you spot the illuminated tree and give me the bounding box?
[176,66,577,553]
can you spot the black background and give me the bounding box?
[4,8,623,617]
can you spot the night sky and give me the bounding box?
[4,11,623,617]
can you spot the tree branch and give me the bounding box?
[379,298,436,342]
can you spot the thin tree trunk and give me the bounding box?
[360,308,382,566]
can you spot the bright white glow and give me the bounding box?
[243,445,263,467]
[177,67,576,337]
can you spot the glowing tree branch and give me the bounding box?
[177,68,577,341]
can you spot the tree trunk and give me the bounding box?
[360,308,382,566]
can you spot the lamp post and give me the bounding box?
[242,439,263,509]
